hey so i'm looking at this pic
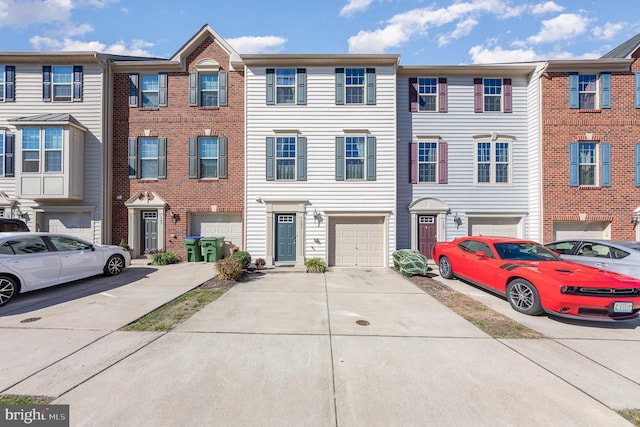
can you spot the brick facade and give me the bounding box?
[541,52,640,242]
[112,35,244,257]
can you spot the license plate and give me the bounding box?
[613,302,633,313]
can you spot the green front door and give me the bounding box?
[276,214,296,262]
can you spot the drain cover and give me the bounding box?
[356,320,369,326]
[20,317,41,323]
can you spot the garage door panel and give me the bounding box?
[191,213,242,256]
[553,221,607,240]
[330,217,385,267]
[469,218,519,238]
[43,213,93,241]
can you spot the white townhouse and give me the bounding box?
[396,63,546,258]
[243,55,399,267]
[0,52,114,243]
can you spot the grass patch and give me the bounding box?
[405,272,543,339]
[121,288,224,332]
[0,395,55,405]
[620,409,640,426]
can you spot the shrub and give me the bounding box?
[231,250,251,269]
[149,251,179,265]
[305,257,326,273]
[118,238,130,251]
[215,257,243,280]
[255,257,266,266]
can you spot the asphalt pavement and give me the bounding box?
[1,260,638,426]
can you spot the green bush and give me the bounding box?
[149,251,179,265]
[118,238,130,251]
[305,257,326,273]
[231,250,251,269]
[215,257,243,280]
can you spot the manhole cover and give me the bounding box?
[20,317,41,323]
[356,320,370,326]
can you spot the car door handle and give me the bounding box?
[594,263,609,268]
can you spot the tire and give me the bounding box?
[506,278,544,316]
[0,275,19,307]
[438,256,455,279]
[104,254,126,276]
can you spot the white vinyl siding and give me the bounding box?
[245,64,397,265]
[0,63,106,243]
[397,68,544,246]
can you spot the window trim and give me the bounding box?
[198,137,220,179]
[128,136,167,179]
[335,68,375,105]
[265,135,306,181]
[418,77,438,112]
[0,65,4,102]
[483,78,503,113]
[187,136,227,180]
[20,127,65,174]
[335,135,376,181]
[52,65,73,102]
[140,74,160,108]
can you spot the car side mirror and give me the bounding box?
[475,251,487,259]
[90,244,95,252]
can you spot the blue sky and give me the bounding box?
[0,0,637,65]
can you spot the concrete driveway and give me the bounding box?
[3,267,632,426]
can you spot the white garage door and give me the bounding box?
[329,217,384,267]
[553,221,608,240]
[469,217,520,237]
[43,212,93,241]
[191,212,242,256]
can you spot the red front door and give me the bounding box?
[418,215,437,259]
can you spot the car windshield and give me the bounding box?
[494,242,562,261]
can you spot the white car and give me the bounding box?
[0,232,131,307]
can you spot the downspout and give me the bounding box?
[96,52,113,244]
[532,61,548,242]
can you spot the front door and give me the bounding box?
[141,210,158,254]
[275,214,296,261]
[418,215,437,259]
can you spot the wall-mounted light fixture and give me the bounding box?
[115,194,123,201]
[168,208,178,222]
[453,212,463,229]
[255,197,264,204]
[631,209,640,226]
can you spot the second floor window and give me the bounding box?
[578,142,596,185]
[579,75,597,109]
[345,68,365,104]
[199,137,219,178]
[139,137,159,179]
[0,134,4,176]
[345,136,365,180]
[276,69,295,104]
[483,78,502,112]
[52,66,72,101]
[476,140,510,184]
[418,78,437,111]
[418,142,437,182]
[141,75,159,108]
[21,127,63,173]
[200,73,219,107]
[0,66,4,102]
[276,137,296,180]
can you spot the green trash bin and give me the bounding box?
[183,236,202,262]
[214,236,225,260]
[200,237,220,263]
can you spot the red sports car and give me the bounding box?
[432,236,640,320]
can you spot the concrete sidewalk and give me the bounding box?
[18,268,632,426]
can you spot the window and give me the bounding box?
[335,68,375,105]
[22,128,41,173]
[0,66,4,101]
[199,137,218,178]
[49,235,92,252]
[129,73,167,108]
[276,69,295,104]
[569,142,610,187]
[200,73,219,107]
[475,140,510,184]
[418,142,437,182]
[189,70,227,107]
[418,78,437,111]
[52,66,72,101]
[141,75,159,108]
[266,68,306,105]
[0,133,3,176]
[0,236,49,255]
[579,75,597,109]
[483,79,502,112]
[188,136,227,179]
[276,137,296,180]
[335,135,376,181]
[139,137,159,179]
[0,65,14,102]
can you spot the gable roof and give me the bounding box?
[171,24,242,70]
[601,33,640,59]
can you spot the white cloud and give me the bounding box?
[469,44,540,63]
[499,4,528,19]
[347,0,506,53]
[226,35,287,54]
[527,13,592,44]
[593,22,624,40]
[29,35,154,55]
[340,0,374,17]
[0,0,73,28]
[438,18,477,47]
[66,23,93,37]
[531,1,564,15]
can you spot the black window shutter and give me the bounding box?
[129,74,139,107]
[158,137,167,178]
[73,66,83,102]
[266,69,275,105]
[366,68,376,105]
[219,71,228,106]
[5,134,14,177]
[158,73,167,107]
[5,66,15,102]
[296,68,307,105]
[335,68,344,105]
[218,136,228,178]
[128,137,138,178]
[188,137,197,178]
[43,66,52,102]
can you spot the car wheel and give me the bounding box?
[438,256,455,279]
[506,278,544,316]
[0,275,19,307]
[104,255,125,276]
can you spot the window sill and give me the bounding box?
[578,185,602,190]
[137,107,160,111]
[197,106,220,110]
[578,109,601,113]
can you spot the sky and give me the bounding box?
[0,0,638,65]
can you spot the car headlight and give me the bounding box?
[560,286,577,294]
